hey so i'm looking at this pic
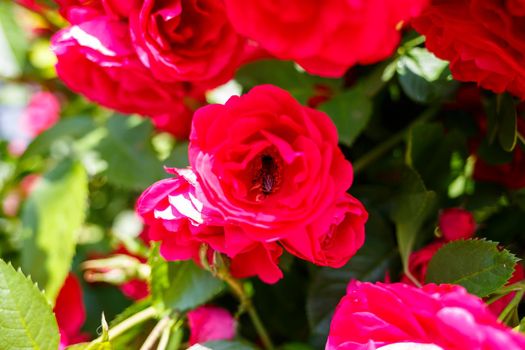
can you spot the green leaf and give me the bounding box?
[425,239,518,297]
[319,88,373,146]
[20,159,88,301]
[196,340,258,350]
[235,59,340,104]
[149,245,224,312]
[96,115,165,190]
[406,122,467,192]
[0,1,28,73]
[496,94,517,152]
[0,259,59,350]
[397,47,457,104]
[307,211,398,341]
[390,166,436,277]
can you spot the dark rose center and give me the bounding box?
[248,153,283,202]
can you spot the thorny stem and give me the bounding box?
[353,105,441,174]
[222,274,275,350]
[91,306,157,344]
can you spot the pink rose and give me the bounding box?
[224,0,428,77]
[136,171,283,283]
[130,0,247,88]
[54,274,89,349]
[52,17,204,139]
[326,282,525,350]
[189,85,364,251]
[438,208,476,241]
[20,92,60,137]
[187,306,236,345]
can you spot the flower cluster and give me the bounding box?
[137,85,368,283]
[414,0,525,100]
[327,282,525,350]
[51,0,249,138]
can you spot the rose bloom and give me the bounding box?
[55,0,137,23]
[326,282,525,350]
[130,0,247,88]
[413,0,525,100]
[137,170,283,283]
[189,85,367,266]
[223,0,428,77]
[20,92,60,137]
[52,17,204,139]
[187,306,236,345]
[54,274,89,349]
[438,208,476,242]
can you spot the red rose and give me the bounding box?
[400,241,444,285]
[413,0,525,100]
[188,85,366,267]
[438,208,476,241]
[224,0,427,77]
[52,18,204,139]
[130,0,247,88]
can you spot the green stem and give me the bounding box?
[92,306,157,344]
[224,276,275,350]
[140,315,173,350]
[353,105,440,174]
[498,290,525,323]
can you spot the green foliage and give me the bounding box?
[19,116,97,163]
[95,115,165,190]
[389,166,436,278]
[66,342,112,350]
[319,88,373,146]
[20,159,88,301]
[406,122,467,193]
[0,259,60,350]
[0,1,27,72]
[235,59,340,104]
[426,239,518,297]
[397,47,458,103]
[149,245,224,313]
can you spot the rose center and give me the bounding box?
[248,153,283,202]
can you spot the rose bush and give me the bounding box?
[3,2,525,350]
